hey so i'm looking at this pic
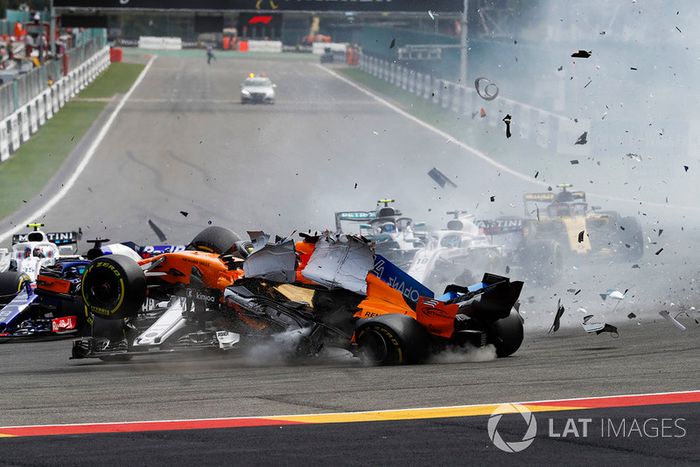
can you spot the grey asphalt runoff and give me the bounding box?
[0,53,698,462]
[0,321,696,426]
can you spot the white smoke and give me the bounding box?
[429,344,497,364]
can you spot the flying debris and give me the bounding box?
[571,50,592,58]
[548,299,565,334]
[625,153,642,162]
[577,230,585,243]
[582,321,619,336]
[575,132,588,145]
[659,310,686,331]
[180,211,189,217]
[428,10,435,20]
[474,77,499,101]
[627,312,637,319]
[389,38,396,48]
[147,219,167,242]
[502,114,512,138]
[600,289,625,301]
[427,167,457,188]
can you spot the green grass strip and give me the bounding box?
[0,62,144,220]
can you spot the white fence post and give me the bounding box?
[451,85,461,113]
[0,120,10,162]
[432,79,441,104]
[58,79,65,107]
[70,72,77,97]
[51,86,59,113]
[37,95,46,126]
[9,114,20,152]
[441,82,450,109]
[44,91,53,120]
[29,99,38,133]
[19,106,30,142]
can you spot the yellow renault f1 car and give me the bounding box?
[521,184,644,261]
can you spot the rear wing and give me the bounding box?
[474,218,524,235]
[524,191,586,202]
[334,211,377,232]
[11,231,80,246]
[523,192,555,202]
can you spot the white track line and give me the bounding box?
[0,55,158,244]
[318,65,700,213]
[316,64,546,188]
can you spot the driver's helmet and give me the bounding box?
[555,190,574,202]
[33,247,44,258]
[379,222,396,234]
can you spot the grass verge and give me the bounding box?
[0,62,144,220]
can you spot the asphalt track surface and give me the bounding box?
[0,53,698,463]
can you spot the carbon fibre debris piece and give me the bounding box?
[428,167,457,188]
[148,219,167,242]
[548,299,565,334]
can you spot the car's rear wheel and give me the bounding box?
[488,309,524,357]
[188,226,241,255]
[355,314,427,365]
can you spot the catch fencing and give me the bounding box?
[0,39,110,163]
[358,52,591,158]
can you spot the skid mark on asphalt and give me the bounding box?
[1,390,697,438]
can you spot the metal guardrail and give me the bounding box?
[0,34,107,120]
[0,46,111,163]
[358,52,591,157]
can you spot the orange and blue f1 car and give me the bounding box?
[72,226,525,364]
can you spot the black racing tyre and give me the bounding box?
[82,255,146,320]
[488,309,524,358]
[619,216,644,261]
[188,226,241,255]
[355,314,428,365]
[523,239,562,286]
[0,271,30,305]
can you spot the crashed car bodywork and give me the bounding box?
[72,226,525,364]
